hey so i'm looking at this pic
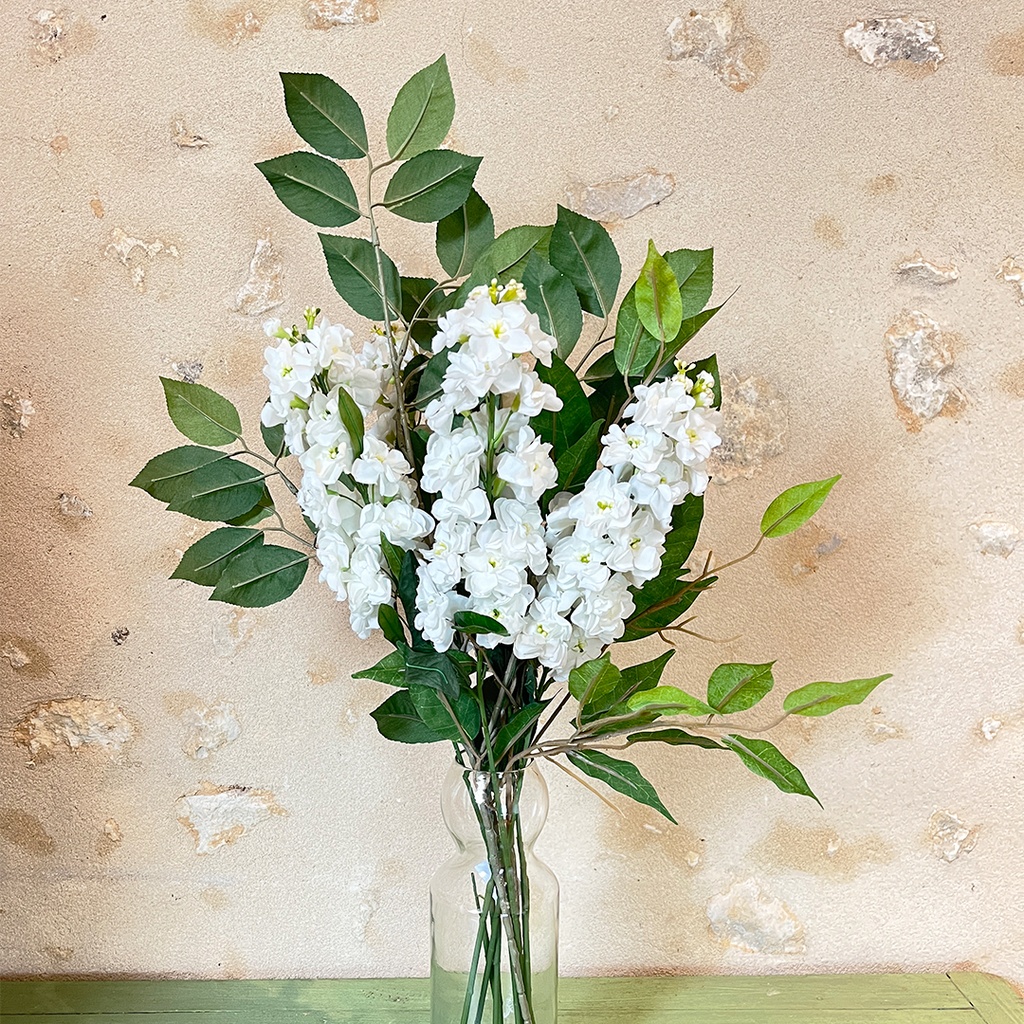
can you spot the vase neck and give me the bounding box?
[440,763,549,850]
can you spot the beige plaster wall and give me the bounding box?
[2,0,1023,986]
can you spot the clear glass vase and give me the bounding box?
[430,762,558,1024]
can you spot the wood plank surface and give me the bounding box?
[949,974,1024,1024]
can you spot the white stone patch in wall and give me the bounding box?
[981,717,1002,741]
[564,172,675,224]
[103,227,181,293]
[14,697,135,762]
[211,607,256,657]
[232,236,285,317]
[176,783,285,854]
[708,371,788,482]
[3,389,36,437]
[57,492,93,518]
[182,701,241,759]
[706,878,806,954]
[884,310,960,430]
[868,718,905,742]
[171,117,211,149]
[969,520,1019,558]
[896,251,959,286]
[29,9,69,62]
[996,256,1024,305]
[305,0,379,29]
[667,6,766,93]
[171,359,204,383]
[842,17,944,69]
[927,810,979,862]
[2,640,31,670]
[103,818,123,843]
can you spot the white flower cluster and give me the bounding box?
[262,282,722,679]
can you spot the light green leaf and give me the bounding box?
[320,234,401,321]
[165,458,265,522]
[783,675,892,717]
[256,152,361,228]
[625,685,716,717]
[580,650,674,724]
[130,446,229,502]
[707,662,775,714]
[721,735,821,805]
[625,728,724,750]
[761,475,842,539]
[383,150,482,223]
[566,750,676,823]
[409,684,480,743]
[280,72,368,159]
[209,544,309,607]
[353,650,407,686]
[435,189,495,278]
[549,205,621,317]
[452,610,509,636]
[635,240,682,343]
[371,689,446,744]
[171,528,264,587]
[532,356,591,458]
[523,253,583,362]
[335,385,365,460]
[568,653,620,705]
[663,247,713,317]
[386,56,455,160]
[160,378,241,446]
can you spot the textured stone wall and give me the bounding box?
[2,0,1023,986]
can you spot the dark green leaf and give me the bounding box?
[130,446,229,502]
[335,385,365,460]
[625,729,724,750]
[377,604,407,648]
[436,189,495,278]
[493,702,548,761]
[409,684,480,742]
[567,652,620,704]
[371,689,446,744]
[566,750,676,823]
[466,224,551,292]
[663,247,713,317]
[531,356,591,457]
[624,685,716,717]
[260,417,287,459]
[613,285,660,376]
[397,549,427,649]
[685,353,722,409]
[166,458,265,522]
[548,205,621,317]
[761,475,842,539]
[379,535,405,580]
[523,253,583,362]
[707,662,775,714]
[553,420,604,495]
[655,303,725,376]
[635,240,682,342]
[256,152,360,228]
[413,348,451,409]
[453,611,509,637]
[721,735,821,805]
[580,649,674,724]
[280,72,368,159]
[320,234,402,321]
[223,485,275,526]
[160,378,241,446]
[405,647,463,699]
[582,349,618,383]
[386,55,454,160]
[782,675,892,717]
[353,649,407,686]
[383,150,482,223]
[660,494,704,579]
[171,528,264,587]
[209,544,308,607]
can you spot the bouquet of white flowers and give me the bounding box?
[132,57,888,1024]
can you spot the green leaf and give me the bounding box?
[160,378,241,446]
[660,494,704,579]
[580,649,674,724]
[435,189,495,278]
[453,611,509,637]
[685,353,722,409]
[386,55,455,160]
[209,544,308,607]
[224,484,274,526]
[522,253,583,362]
[707,662,775,715]
[130,446,229,502]
[582,350,618,383]
[371,689,446,744]
[620,576,714,643]
[548,205,621,317]
[566,750,676,823]
[405,647,463,699]
[260,418,287,459]
[782,674,892,717]
[166,458,265,522]
[761,475,842,539]
[379,535,405,579]
[320,234,401,321]
[383,150,482,223]
[280,72,368,159]
[467,225,551,291]
[721,735,821,805]
[635,240,682,343]
[256,152,360,228]
[353,649,407,686]
[663,247,713,317]
[493,703,547,761]
[377,604,407,648]
[613,284,660,376]
[335,385,365,460]
[625,729,724,750]
[170,528,264,587]
[624,685,716,717]
[654,304,725,377]
[413,349,451,410]
[532,356,591,457]
[553,420,603,495]
[568,652,620,704]
[397,549,427,649]
[409,684,480,743]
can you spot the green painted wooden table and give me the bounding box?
[2,973,1022,1023]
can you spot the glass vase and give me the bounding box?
[430,762,558,1024]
